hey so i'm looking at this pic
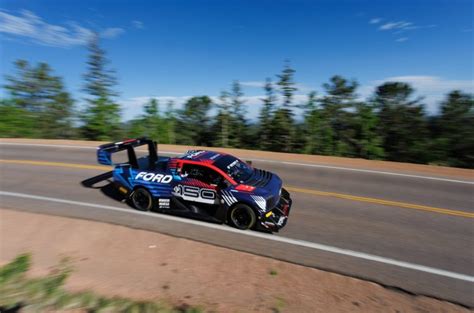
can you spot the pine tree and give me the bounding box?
[0,99,37,137]
[320,75,359,156]
[142,98,162,142]
[82,34,121,141]
[274,60,298,152]
[4,60,74,138]
[374,82,429,163]
[277,60,297,108]
[4,60,39,111]
[176,96,212,146]
[164,100,176,144]
[216,90,231,147]
[126,118,146,138]
[258,78,276,150]
[350,102,384,159]
[302,91,320,154]
[433,91,474,168]
[230,80,247,147]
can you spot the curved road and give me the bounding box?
[0,141,473,306]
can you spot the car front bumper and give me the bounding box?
[258,188,292,232]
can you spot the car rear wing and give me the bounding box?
[97,137,158,169]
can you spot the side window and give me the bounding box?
[181,164,225,186]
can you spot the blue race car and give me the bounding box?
[97,138,291,232]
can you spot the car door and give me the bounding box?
[173,163,223,206]
[170,162,232,221]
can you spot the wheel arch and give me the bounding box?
[225,200,260,222]
[129,185,155,211]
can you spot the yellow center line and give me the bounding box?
[0,159,110,171]
[1,159,472,219]
[285,186,473,218]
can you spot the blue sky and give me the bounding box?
[0,0,473,119]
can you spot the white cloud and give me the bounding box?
[0,10,36,36]
[101,27,124,39]
[240,81,266,88]
[369,18,436,42]
[379,21,413,31]
[132,20,144,29]
[369,18,382,24]
[0,9,124,47]
[359,76,474,114]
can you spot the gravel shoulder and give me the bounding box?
[0,209,470,313]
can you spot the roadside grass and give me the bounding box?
[269,269,278,276]
[0,253,204,313]
[270,296,286,313]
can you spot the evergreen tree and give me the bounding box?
[320,75,359,156]
[164,100,176,144]
[350,102,384,159]
[0,99,37,137]
[230,80,248,147]
[273,61,298,152]
[126,118,146,138]
[433,91,474,168]
[302,91,319,154]
[4,60,74,138]
[258,78,277,150]
[216,90,231,147]
[142,98,162,142]
[4,60,40,111]
[277,60,297,108]
[176,96,212,146]
[82,34,121,141]
[374,82,429,163]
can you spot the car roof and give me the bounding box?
[178,150,228,164]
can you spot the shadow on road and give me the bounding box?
[80,171,128,204]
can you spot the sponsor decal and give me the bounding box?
[158,198,170,209]
[227,159,239,169]
[209,153,221,160]
[135,172,173,184]
[173,184,217,204]
[184,150,206,159]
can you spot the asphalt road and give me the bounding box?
[0,143,473,306]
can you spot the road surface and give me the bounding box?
[0,141,473,306]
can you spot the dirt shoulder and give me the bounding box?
[0,209,469,313]
[1,138,472,179]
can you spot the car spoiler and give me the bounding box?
[97,137,158,169]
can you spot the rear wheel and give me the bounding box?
[229,204,257,230]
[131,187,153,211]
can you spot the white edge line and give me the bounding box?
[1,142,472,185]
[1,190,473,283]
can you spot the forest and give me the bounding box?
[1,35,473,168]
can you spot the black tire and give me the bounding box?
[229,203,257,230]
[131,187,154,211]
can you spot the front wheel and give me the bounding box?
[229,204,257,230]
[131,187,154,211]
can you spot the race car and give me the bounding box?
[97,138,291,232]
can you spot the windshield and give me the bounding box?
[213,155,253,183]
